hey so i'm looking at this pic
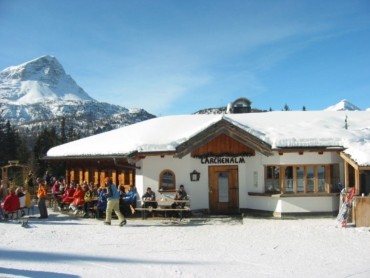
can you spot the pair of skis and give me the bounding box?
[337,187,355,227]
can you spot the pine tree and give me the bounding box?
[0,112,5,165]
[3,121,18,163]
[61,117,67,144]
[0,117,30,167]
[33,127,61,178]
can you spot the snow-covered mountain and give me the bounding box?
[324,99,361,111]
[0,55,94,105]
[0,55,155,139]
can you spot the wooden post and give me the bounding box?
[344,161,349,190]
[280,166,285,193]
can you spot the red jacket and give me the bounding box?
[2,192,20,213]
[62,187,75,203]
[71,188,85,206]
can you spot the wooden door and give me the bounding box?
[209,165,239,213]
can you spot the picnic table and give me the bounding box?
[135,198,190,220]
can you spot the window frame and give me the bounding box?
[159,169,176,192]
[264,164,339,194]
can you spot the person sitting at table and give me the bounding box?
[51,181,62,196]
[171,184,188,209]
[69,183,85,214]
[60,183,75,210]
[51,179,63,208]
[95,186,107,219]
[120,185,137,216]
[118,185,128,216]
[142,187,158,209]
[1,187,20,220]
[83,182,98,218]
[15,186,26,216]
[15,186,25,198]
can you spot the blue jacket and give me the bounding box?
[97,190,107,211]
[122,190,137,204]
[106,182,120,200]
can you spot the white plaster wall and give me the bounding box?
[135,155,209,210]
[246,195,339,213]
[134,151,343,213]
[239,152,343,212]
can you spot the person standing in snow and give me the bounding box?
[37,179,48,219]
[25,171,34,195]
[104,177,126,226]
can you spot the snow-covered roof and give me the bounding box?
[46,111,370,166]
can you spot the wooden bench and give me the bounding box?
[135,207,191,219]
[136,199,191,220]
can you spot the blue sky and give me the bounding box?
[1,0,369,115]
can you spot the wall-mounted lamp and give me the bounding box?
[190,170,200,182]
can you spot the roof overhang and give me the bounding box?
[272,146,344,154]
[43,155,140,169]
[340,152,370,171]
[43,154,127,161]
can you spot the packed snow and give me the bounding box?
[1,208,370,278]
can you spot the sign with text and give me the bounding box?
[200,157,246,164]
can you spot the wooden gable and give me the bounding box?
[191,134,255,158]
[175,118,272,158]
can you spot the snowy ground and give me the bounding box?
[1,208,370,278]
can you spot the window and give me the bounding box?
[318,166,326,192]
[284,166,293,192]
[265,164,339,194]
[296,167,304,193]
[330,164,340,192]
[265,166,280,192]
[218,172,229,202]
[307,166,314,192]
[159,170,176,192]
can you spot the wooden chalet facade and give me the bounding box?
[46,111,370,217]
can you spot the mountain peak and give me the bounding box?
[324,99,361,111]
[3,55,64,82]
[0,55,95,104]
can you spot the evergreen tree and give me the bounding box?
[0,117,29,167]
[61,117,67,144]
[283,104,290,111]
[33,127,61,178]
[3,121,19,163]
[0,112,5,165]
[302,106,307,111]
